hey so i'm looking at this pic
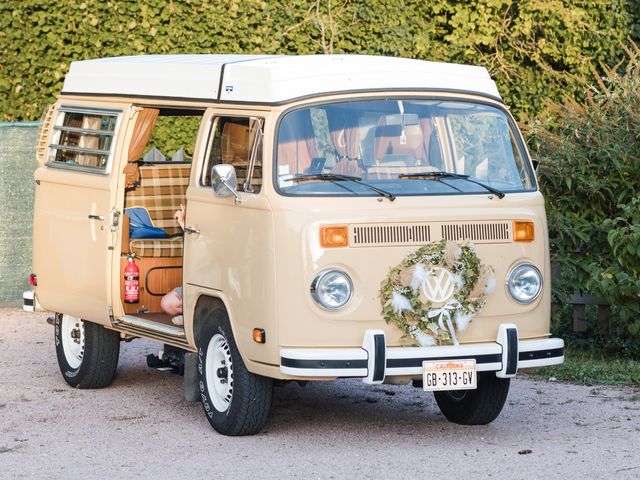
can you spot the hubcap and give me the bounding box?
[61,315,85,369]
[205,334,233,412]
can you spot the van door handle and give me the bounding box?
[184,226,200,235]
[88,214,105,221]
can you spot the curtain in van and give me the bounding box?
[277,109,318,174]
[125,108,160,187]
[76,115,101,167]
[327,111,360,160]
[327,111,362,176]
[420,117,444,169]
[420,117,433,166]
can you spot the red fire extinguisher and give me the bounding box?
[124,254,139,304]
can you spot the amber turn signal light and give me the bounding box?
[513,221,535,242]
[253,328,266,344]
[320,225,349,248]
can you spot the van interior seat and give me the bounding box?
[373,123,425,166]
[221,119,262,191]
[367,123,430,179]
[124,163,190,257]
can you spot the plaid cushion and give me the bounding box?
[129,236,184,258]
[125,164,190,257]
[125,164,190,236]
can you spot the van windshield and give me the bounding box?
[275,99,534,197]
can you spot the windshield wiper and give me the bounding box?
[398,171,505,199]
[291,174,396,201]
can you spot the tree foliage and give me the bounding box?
[0,0,634,121]
[529,43,640,343]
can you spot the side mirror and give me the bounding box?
[211,164,241,203]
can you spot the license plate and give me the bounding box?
[422,359,477,391]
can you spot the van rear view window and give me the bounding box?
[47,107,120,173]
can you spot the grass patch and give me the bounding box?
[526,348,640,386]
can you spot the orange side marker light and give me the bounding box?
[253,328,266,344]
[320,225,349,248]
[513,221,535,242]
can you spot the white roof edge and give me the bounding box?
[61,54,501,103]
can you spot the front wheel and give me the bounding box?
[434,372,510,425]
[197,309,273,436]
[54,313,120,389]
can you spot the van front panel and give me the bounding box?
[271,192,550,349]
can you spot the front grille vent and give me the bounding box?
[441,222,511,243]
[351,223,431,247]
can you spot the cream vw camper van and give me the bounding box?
[26,55,564,436]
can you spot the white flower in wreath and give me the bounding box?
[415,331,435,347]
[454,310,473,332]
[390,291,413,314]
[410,263,430,293]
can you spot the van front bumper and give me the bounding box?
[279,324,564,384]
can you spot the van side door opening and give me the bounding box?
[117,107,203,334]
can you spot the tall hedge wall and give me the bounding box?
[528,46,640,353]
[0,0,635,122]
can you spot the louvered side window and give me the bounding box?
[47,106,121,174]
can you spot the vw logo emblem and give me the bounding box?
[420,267,456,303]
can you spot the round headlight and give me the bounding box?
[507,263,542,304]
[311,269,353,310]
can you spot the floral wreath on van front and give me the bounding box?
[380,240,495,346]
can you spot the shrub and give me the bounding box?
[528,43,640,351]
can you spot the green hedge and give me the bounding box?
[529,44,640,355]
[0,1,634,122]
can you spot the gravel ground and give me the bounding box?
[1,308,639,479]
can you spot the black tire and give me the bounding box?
[434,372,510,425]
[54,313,120,389]
[197,308,273,436]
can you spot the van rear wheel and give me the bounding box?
[197,309,273,436]
[433,372,510,425]
[54,313,120,389]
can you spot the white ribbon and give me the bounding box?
[427,299,462,346]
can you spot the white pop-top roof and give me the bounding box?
[62,54,501,104]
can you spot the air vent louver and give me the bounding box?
[441,222,511,242]
[351,224,431,247]
[348,221,512,247]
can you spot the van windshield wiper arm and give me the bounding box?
[398,171,505,199]
[292,174,396,201]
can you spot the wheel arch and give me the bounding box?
[193,294,244,357]
[191,292,281,379]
